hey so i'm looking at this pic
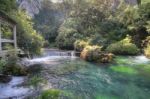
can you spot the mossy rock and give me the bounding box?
[27,64,43,74]
[0,74,12,83]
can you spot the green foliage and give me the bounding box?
[74,40,89,52]
[39,89,62,99]
[56,18,82,49]
[0,0,16,12]
[0,59,6,74]
[11,10,44,54]
[141,0,150,4]
[106,36,140,55]
[144,45,150,58]
[81,45,114,63]
[3,64,27,76]
[34,0,64,43]
[0,52,27,76]
[1,24,13,39]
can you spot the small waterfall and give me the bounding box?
[71,51,75,58]
[134,55,150,63]
[22,50,77,66]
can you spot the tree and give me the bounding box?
[11,10,44,54]
[0,0,16,13]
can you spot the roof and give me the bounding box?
[0,11,17,24]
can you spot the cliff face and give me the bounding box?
[17,0,138,17]
[125,0,138,5]
[17,0,42,17]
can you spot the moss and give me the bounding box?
[39,89,62,99]
[110,66,138,75]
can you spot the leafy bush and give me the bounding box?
[0,59,6,74]
[143,36,150,58]
[80,45,113,63]
[2,52,27,76]
[106,36,140,55]
[144,45,150,58]
[74,40,89,52]
[80,45,102,61]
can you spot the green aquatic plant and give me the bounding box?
[39,89,62,99]
[110,66,138,75]
[137,64,150,78]
[28,75,46,87]
[123,83,149,99]
[96,94,118,99]
[114,56,130,64]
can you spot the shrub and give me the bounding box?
[2,52,27,76]
[143,36,150,58]
[80,45,113,63]
[0,59,6,74]
[74,40,89,52]
[144,45,150,58]
[106,36,140,55]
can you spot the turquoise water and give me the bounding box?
[27,55,150,99]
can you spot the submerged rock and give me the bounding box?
[27,64,43,74]
[0,74,12,83]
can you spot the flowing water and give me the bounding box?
[1,50,150,99]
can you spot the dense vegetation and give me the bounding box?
[51,0,150,60]
[0,0,44,55]
[0,0,150,59]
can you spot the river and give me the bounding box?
[0,50,150,99]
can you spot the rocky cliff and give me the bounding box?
[17,0,138,17]
[17,0,42,17]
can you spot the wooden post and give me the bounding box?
[0,21,2,51]
[13,25,17,50]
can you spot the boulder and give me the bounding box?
[0,74,12,83]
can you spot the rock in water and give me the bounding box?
[0,74,12,83]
